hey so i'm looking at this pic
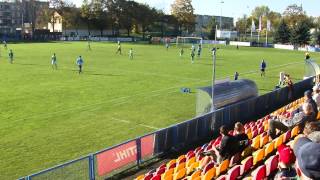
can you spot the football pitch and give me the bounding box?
[0,42,319,179]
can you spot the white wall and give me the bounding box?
[230,41,251,47]
[274,44,295,50]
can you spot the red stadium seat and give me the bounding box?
[216,175,226,180]
[265,155,279,176]
[144,173,153,180]
[227,165,241,180]
[156,167,166,175]
[241,156,253,175]
[251,165,266,180]
[203,162,215,174]
[283,130,291,143]
[150,174,161,180]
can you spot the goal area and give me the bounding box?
[176,36,203,48]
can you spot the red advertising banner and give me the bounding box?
[97,134,155,176]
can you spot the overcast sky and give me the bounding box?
[71,0,320,19]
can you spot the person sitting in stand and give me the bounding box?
[274,144,297,179]
[233,122,249,152]
[199,126,238,169]
[269,103,316,139]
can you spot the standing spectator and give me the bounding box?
[234,72,239,80]
[260,59,266,77]
[305,52,311,60]
[279,72,285,86]
[293,137,320,180]
[274,145,296,179]
[284,74,294,100]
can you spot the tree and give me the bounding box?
[207,17,217,39]
[290,20,311,46]
[91,0,108,36]
[134,3,157,39]
[80,0,93,35]
[171,0,195,33]
[283,4,309,27]
[274,20,290,44]
[252,5,270,18]
[236,15,248,38]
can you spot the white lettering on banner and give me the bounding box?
[114,146,137,162]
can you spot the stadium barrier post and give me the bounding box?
[136,138,142,167]
[89,154,95,180]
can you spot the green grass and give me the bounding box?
[0,42,319,179]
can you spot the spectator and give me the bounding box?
[274,145,296,179]
[305,90,318,117]
[303,121,320,136]
[200,126,238,166]
[279,72,285,86]
[293,137,320,180]
[234,72,239,80]
[233,122,249,152]
[269,103,316,139]
[284,74,294,100]
[312,85,320,110]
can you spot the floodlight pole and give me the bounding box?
[211,48,217,111]
[220,1,224,30]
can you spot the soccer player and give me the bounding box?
[260,59,267,77]
[191,50,195,64]
[191,44,195,52]
[180,48,184,58]
[116,42,122,55]
[129,48,133,60]
[87,41,91,51]
[8,49,13,64]
[166,42,169,51]
[51,53,58,70]
[3,40,7,49]
[197,44,202,57]
[76,56,84,74]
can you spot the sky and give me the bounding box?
[72,0,320,20]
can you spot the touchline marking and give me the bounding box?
[111,117,158,130]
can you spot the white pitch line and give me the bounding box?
[111,117,158,130]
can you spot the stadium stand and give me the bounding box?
[134,96,320,180]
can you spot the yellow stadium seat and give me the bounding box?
[187,161,199,174]
[260,134,270,148]
[253,148,265,165]
[162,168,174,179]
[163,174,173,180]
[274,134,284,149]
[174,168,186,180]
[247,131,253,140]
[202,167,215,180]
[135,174,144,180]
[291,126,300,138]
[175,162,186,173]
[186,157,196,167]
[251,136,260,150]
[264,141,275,157]
[189,170,201,180]
[216,159,229,177]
